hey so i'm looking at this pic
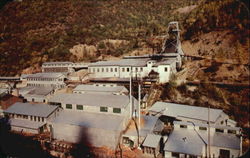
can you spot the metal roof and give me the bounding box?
[198,130,241,150]
[26,87,54,96]
[150,102,223,123]
[26,73,65,78]
[89,58,150,67]
[142,134,162,148]
[4,102,58,117]
[164,128,205,156]
[49,93,133,108]
[9,119,46,129]
[43,62,73,65]
[153,59,176,66]
[51,110,125,131]
[73,84,128,93]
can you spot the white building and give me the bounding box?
[149,102,236,127]
[25,73,66,89]
[164,121,242,158]
[18,86,54,103]
[4,102,60,134]
[88,58,177,83]
[48,92,139,149]
[42,62,88,73]
[48,93,136,118]
[72,84,128,95]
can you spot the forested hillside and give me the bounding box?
[0,0,197,76]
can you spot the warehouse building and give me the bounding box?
[164,121,241,158]
[42,62,88,73]
[4,102,60,134]
[51,110,126,149]
[149,102,236,127]
[72,84,128,95]
[25,73,66,89]
[48,93,137,118]
[88,58,177,83]
[18,86,54,103]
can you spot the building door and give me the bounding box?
[219,149,230,158]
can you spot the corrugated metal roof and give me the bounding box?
[26,73,65,78]
[51,111,124,131]
[89,58,150,67]
[164,129,205,156]
[4,102,58,117]
[49,93,133,108]
[198,130,241,150]
[9,119,46,129]
[73,84,128,93]
[26,87,54,96]
[43,62,73,65]
[142,134,162,148]
[150,102,223,122]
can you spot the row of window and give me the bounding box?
[65,104,121,114]
[9,114,45,122]
[89,67,144,73]
[27,78,63,81]
[179,125,236,134]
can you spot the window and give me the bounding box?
[140,67,143,71]
[102,68,104,72]
[93,68,95,72]
[172,152,179,158]
[42,117,44,122]
[199,127,207,131]
[165,67,168,72]
[66,104,72,109]
[115,68,117,72]
[180,125,187,128]
[38,117,40,122]
[122,68,125,72]
[135,68,138,72]
[30,116,33,121]
[127,68,130,72]
[216,128,224,133]
[111,68,113,72]
[228,130,236,134]
[106,68,109,72]
[113,108,121,114]
[97,68,99,72]
[100,106,108,112]
[76,105,83,110]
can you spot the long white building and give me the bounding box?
[48,93,138,149]
[149,102,236,127]
[24,73,66,89]
[88,58,177,83]
[4,102,60,134]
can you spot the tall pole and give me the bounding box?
[129,68,132,118]
[138,75,141,133]
[208,105,211,158]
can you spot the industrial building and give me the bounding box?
[164,121,242,158]
[4,102,60,134]
[42,62,88,73]
[122,115,164,148]
[88,58,177,83]
[18,86,54,103]
[24,73,66,89]
[51,110,126,149]
[149,102,236,127]
[48,93,137,118]
[72,84,128,95]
